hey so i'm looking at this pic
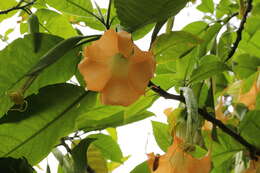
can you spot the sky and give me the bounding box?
[0,0,205,172]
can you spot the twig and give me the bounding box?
[198,108,260,158]
[148,81,260,158]
[67,0,107,28]
[148,81,185,102]
[0,0,35,15]
[225,0,253,62]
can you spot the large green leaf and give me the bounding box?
[88,134,123,163]
[0,84,96,164]
[0,157,34,173]
[35,9,77,38]
[239,110,260,148]
[198,23,222,57]
[151,121,172,152]
[233,54,260,79]
[189,61,229,84]
[0,33,80,117]
[114,0,188,32]
[182,21,208,35]
[152,31,203,64]
[197,0,214,14]
[87,144,108,173]
[217,30,233,61]
[0,0,17,22]
[46,0,93,18]
[216,0,238,18]
[71,138,96,173]
[204,130,244,167]
[76,93,156,132]
[130,161,150,173]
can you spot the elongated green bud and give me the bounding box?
[27,35,87,76]
[28,14,40,53]
[28,14,39,34]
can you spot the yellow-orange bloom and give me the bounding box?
[147,136,211,173]
[238,81,260,110]
[243,157,260,173]
[78,29,155,106]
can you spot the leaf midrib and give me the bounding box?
[3,92,87,156]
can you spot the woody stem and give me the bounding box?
[148,81,260,158]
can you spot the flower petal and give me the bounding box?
[118,31,134,57]
[128,49,155,93]
[84,29,119,63]
[78,59,111,91]
[100,77,141,106]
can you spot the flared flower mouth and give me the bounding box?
[147,136,211,173]
[78,29,156,106]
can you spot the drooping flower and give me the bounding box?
[147,136,211,173]
[78,29,155,106]
[238,80,260,110]
[243,157,260,173]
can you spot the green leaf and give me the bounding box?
[233,54,260,79]
[0,33,80,117]
[77,94,156,132]
[182,21,208,35]
[35,9,77,38]
[197,0,214,14]
[0,84,96,164]
[0,157,34,173]
[106,128,118,141]
[151,121,172,152]
[198,23,222,57]
[114,0,188,32]
[204,130,244,167]
[175,48,199,82]
[239,110,260,148]
[71,138,96,173]
[52,148,74,173]
[0,0,17,22]
[130,161,150,173]
[87,144,108,173]
[216,0,238,18]
[46,0,93,18]
[217,30,233,61]
[189,61,229,84]
[152,31,203,64]
[88,134,123,163]
[132,24,155,40]
[107,156,129,172]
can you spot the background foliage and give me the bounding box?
[0,0,260,172]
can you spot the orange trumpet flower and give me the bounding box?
[78,29,155,106]
[147,136,211,173]
[243,157,260,173]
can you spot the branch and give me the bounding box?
[198,108,260,158]
[148,81,185,102]
[149,81,260,158]
[0,0,35,15]
[225,0,253,62]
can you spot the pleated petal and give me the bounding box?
[84,30,119,63]
[148,136,211,173]
[128,47,155,93]
[117,30,134,58]
[100,77,141,106]
[78,59,111,91]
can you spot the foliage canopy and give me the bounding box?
[0,0,260,172]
